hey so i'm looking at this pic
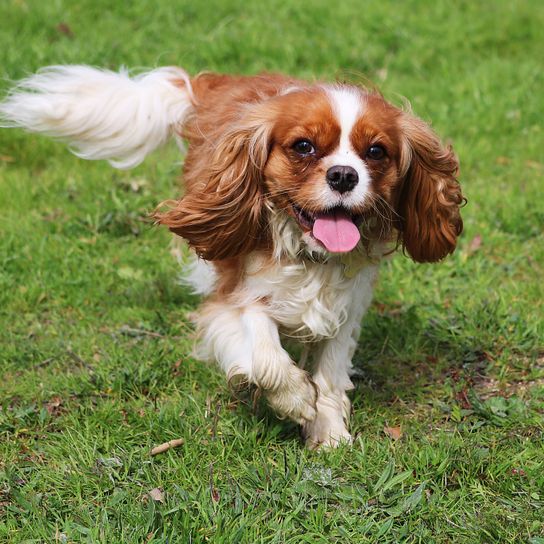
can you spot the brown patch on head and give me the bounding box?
[350,94,403,204]
[264,88,342,217]
[271,89,341,155]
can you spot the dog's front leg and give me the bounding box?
[197,303,317,425]
[303,266,377,449]
[302,328,358,449]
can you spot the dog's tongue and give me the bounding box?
[312,210,360,253]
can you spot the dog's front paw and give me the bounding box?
[303,423,353,450]
[302,395,352,449]
[265,367,318,425]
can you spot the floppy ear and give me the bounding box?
[154,109,272,261]
[397,113,464,263]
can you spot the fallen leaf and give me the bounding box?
[172,359,184,377]
[45,396,63,415]
[0,155,15,163]
[455,389,472,409]
[468,234,482,253]
[56,22,74,38]
[148,487,164,503]
[383,426,403,440]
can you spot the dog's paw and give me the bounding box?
[265,367,318,425]
[302,396,352,450]
[303,423,353,450]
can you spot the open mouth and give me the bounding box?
[292,204,316,230]
[292,204,363,253]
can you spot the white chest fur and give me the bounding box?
[181,251,379,342]
[241,255,379,341]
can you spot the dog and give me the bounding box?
[0,66,463,448]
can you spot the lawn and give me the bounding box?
[0,0,543,542]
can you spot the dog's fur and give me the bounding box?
[0,66,463,448]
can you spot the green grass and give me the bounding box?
[1,0,543,542]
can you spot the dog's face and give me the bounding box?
[264,87,405,254]
[158,82,463,263]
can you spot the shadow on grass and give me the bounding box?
[352,304,491,402]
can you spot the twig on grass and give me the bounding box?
[150,438,185,456]
[35,357,56,368]
[117,325,184,341]
[66,349,93,370]
[119,325,168,339]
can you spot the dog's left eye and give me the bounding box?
[366,145,386,160]
[292,139,315,156]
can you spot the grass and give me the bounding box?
[0,0,543,542]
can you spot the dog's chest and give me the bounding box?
[243,258,375,340]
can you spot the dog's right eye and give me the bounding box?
[292,139,315,156]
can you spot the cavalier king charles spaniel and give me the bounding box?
[0,66,463,448]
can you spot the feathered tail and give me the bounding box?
[0,65,194,169]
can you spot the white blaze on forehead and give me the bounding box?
[326,87,363,153]
[322,86,370,209]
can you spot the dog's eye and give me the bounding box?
[292,139,315,156]
[366,145,386,160]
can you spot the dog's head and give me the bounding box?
[157,82,463,262]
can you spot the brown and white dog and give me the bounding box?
[0,66,463,448]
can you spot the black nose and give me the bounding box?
[326,165,359,194]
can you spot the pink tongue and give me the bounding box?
[312,211,361,253]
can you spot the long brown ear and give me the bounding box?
[153,108,272,261]
[397,113,464,263]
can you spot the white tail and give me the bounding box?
[0,65,194,169]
